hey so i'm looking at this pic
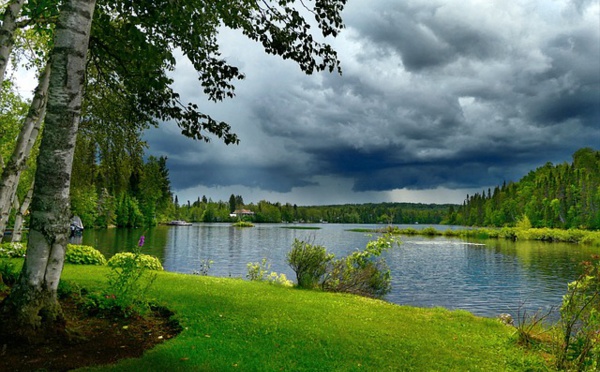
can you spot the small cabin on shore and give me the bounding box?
[229,209,255,218]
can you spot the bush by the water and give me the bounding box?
[322,235,396,298]
[286,235,397,298]
[65,244,107,265]
[287,239,333,289]
[556,255,600,371]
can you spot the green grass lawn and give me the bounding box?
[63,265,550,371]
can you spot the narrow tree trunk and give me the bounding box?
[0,64,50,240]
[0,176,18,243]
[0,0,25,85]
[0,0,96,343]
[11,180,34,242]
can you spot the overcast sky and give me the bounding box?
[144,0,600,206]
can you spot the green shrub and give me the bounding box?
[399,227,419,235]
[0,242,26,258]
[103,254,158,316]
[556,255,600,371]
[420,227,439,236]
[0,259,19,287]
[322,235,397,299]
[107,252,163,271]
[443,229,461,237]
[499,227,517,240]
[233,221,254,227]
[246,258,293,287]
[65,244,107,265]
[57,279,82,299]
[516,214,532,230]
[80,236,159,317]
[287,239,333,289]
[580,232,600,246]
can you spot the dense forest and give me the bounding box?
[448,148,600,229]
[174,198,452,225]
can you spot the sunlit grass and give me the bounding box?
[62,265,551,371]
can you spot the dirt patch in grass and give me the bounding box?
[0,291,181,372]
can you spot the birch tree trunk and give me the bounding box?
[0,64,50,240]
[0,0,96,342]
[0,0,25,85]
[11,180,33,242]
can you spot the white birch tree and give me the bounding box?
[0,0,26,85]
[0,64,49,240]
[0,0,95,341]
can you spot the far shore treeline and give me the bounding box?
[3,148,597,232]
[83,148,600,230]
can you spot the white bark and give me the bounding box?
[0,0,25,85]
[26,0,96,292]
[1,0,96,333]
[0,64,50,239]
[11,180,33,242]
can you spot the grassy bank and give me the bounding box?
[349,226,600,246]
[59,265,551,371]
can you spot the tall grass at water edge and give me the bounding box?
[360,226,600,246]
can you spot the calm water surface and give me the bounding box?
[80,223,600,319]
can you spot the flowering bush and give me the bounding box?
[0,242,26,258]
[247,258,293,287]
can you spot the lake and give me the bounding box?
[78,223,600,319]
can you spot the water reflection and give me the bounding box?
[78,227,168,261]
[81,224,600,319]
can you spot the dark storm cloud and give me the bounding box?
[168,161,317,193]
[146,0,600,203]
[525,31,600,126]
[347,1,503,72]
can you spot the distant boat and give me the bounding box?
[167,220,192,226]
[70,215,84,237]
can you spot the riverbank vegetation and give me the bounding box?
[350,223,600,246]
[0,259,551,371]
